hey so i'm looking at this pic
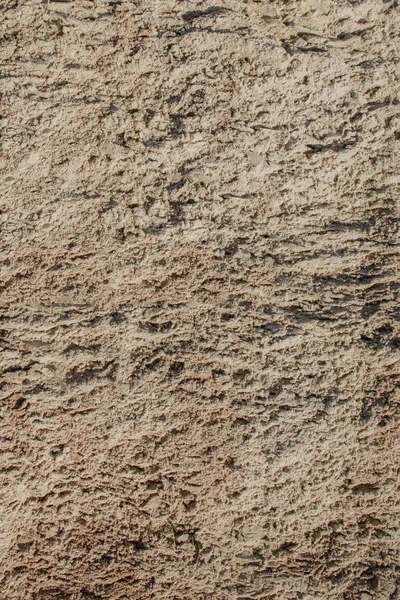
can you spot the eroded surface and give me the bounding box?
[1,0,400,598]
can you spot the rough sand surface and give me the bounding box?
[1,0,400,598]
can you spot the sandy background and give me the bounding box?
[1,0,400,598]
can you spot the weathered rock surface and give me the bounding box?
[1,0,399,598]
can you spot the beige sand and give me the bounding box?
[1,0,400,598]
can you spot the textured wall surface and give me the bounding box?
[1,0,400,598]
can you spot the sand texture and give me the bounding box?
[1,0,400,598]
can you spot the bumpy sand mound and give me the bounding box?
[1,0,399,598]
